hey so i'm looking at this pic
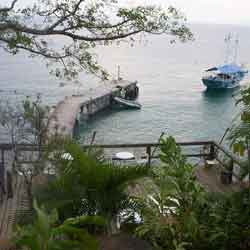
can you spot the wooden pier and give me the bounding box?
[48,80,138,137]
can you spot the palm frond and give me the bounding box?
[36,142,149,228]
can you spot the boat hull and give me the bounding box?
[202,78,240,89]
[113,97,141,109]
[202,64,248,89]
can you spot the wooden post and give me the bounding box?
[247,148,250,190]
[0,149,6,203]
[229,159,234,172]
[209,144,216,160]
[90,131,97,145]
[229,159,234,184]
[0,149,6,198]
[146,146,151,167]
[6,170,13,199]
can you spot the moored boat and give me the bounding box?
[202,34,248,89]
[113,96,142,109]
[202,64,248,89]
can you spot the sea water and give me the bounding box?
[0,24,250,144]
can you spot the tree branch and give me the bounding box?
[57,29,143,41]
[0,37,69,59]
[0,21,143,42]
[0,0,18,12]
[0,1,193,79]
[47,0,84,32]
[60,19,131,32]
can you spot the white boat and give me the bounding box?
[113,97,141,109]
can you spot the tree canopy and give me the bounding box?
[0,0,193,79]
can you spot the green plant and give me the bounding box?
[15,201,104,250]
[228,87,250,185]
[135,137,250,250]
[35,142,149,234]
[203,190,250,250]
[229,88,250,149]
[136,137,207,250]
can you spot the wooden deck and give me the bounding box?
[0,176,29,246]
[128,164,243,199]
[195,164,242,193]
[48,80,137,137]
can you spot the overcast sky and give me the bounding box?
[2,0,250,26]
[125,0,250,26]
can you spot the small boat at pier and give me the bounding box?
[113,97,141,109]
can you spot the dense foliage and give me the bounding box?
[14,136,250,250]
[228,87,250,183]
[35,142,149,234]
[15,201,105,250]
[136,137,207,249]
[228,87,250,152]
[135,137,250,250]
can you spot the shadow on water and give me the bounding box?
[77,105,142,143]
[202,87,241,105]
[203,87,240,98]
[78,105,141,130]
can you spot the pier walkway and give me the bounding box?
[48,80,137,137]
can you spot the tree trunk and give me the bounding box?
[108,216,119,236]
[247,148,250,201]
[6,171,13,199]
[26,182,33,210]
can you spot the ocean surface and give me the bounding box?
[1,23,250,144]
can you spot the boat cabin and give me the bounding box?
[217,73,232,80]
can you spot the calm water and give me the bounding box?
[1,23,250,143]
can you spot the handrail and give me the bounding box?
[213,142,243,167]
[215,156,241,181]
[0,141,214,151]
[0,140,244,182]
[0,141,241,166]
[0,141,214,150]
[82,141,214,149]
[0,141,240,165]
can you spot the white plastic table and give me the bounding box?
[115,152,135,160]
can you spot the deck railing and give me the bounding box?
[82,140,215,166]
[0,140,244,192]
[85,141,243,184]
[213,142,242,181]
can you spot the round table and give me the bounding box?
[115,152,135,160]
